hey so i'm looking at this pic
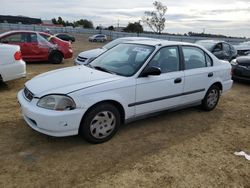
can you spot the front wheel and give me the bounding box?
[79,103,121,144]
[202,85,220,111]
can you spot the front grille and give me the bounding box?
[23,87,34,101]
[77,56,87,62]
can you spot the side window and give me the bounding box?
[214,43,222,52]
[148,46,180,73]
[183,46,206,70]
[223,43,230,53]
[27,33,38,43]
[61,34,68,39]
[40,34,50,41]
[1,34,24,43]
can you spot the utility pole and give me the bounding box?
[117,19,120,29]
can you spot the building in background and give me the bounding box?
[0,15,42,24]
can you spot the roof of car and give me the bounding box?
[0,30,49,37]
[196,40,225,44]
[125,39,195,47]
[116,37,160,40]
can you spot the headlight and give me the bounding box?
[37,95,76,111]
[230,59,238,65]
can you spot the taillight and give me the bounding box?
[14,51,22,61]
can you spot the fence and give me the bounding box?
[0,23,247,44]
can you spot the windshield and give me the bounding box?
[103,38,127,50]
[89,43,155,76]
[196,41,215,51]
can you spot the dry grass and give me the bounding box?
[0,34,249,188]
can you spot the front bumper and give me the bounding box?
[64,49,73,59]
[17,90,86,137]
[232,65,250,81]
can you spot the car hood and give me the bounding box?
[78,48,106,59]
[25,66,122,97]
[236,56,250,65]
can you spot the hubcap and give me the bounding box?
[90,111,116,139]
[207,89,219,108]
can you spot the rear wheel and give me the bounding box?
[49,52,63,64]
[79,103,121,144]
[202,85,220,111]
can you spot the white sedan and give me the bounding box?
[17,40,233,143]
[0,44,26,82]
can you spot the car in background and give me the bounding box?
[196,40,237,61]
[231,54,250,82]
[234,41,250,56]
[0,30,73,64]
[75,37,160,65]
[0,44,26,82]
[18,40,232,143]
[89,34,107,42]
[54,33,75,43]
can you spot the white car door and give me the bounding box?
[133,46,185,116]
[181,46,214,104]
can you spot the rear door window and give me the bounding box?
[26,33,38,43]
[1,33,26,43]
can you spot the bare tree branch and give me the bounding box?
[142,1,167,34]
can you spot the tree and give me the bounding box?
[124,22,143,33]
[142,1,167,34]
[107,25,114,31]
[57,17,65,26]
[52,18,57,24]
[75,19,94,28]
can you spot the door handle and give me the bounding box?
[208,72,213,77]
[174,78,182,84]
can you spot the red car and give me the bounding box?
[0,30,73,64]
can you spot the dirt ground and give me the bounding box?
[0,34,249,188]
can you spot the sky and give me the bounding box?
[1,0,250,38]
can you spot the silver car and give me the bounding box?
[88,34,107,42]
[75,37,160,65]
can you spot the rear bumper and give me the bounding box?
[0,60,26,82]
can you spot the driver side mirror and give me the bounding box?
[140,66,161,77]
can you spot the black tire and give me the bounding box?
[79,103,121,144]
[49,52,63,64]
[202,85,220,111]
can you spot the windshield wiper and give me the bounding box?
[93,66,117,74]
[84,63,94,68]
